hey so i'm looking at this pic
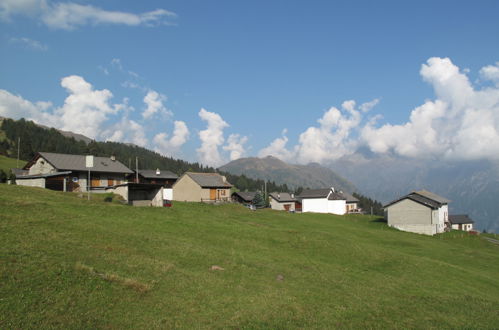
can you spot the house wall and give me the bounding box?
[173,175,203,202]
[328,200,346,215]
[302,198,329,213]
[451,223,473,231]
[16,177,46,188]
[163,188,173,200]
[269,197,295,211]
[386,199,440,235]
[28,157,55,175]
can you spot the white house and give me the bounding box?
[298,188,346,215]
[449,215,474,231]
[383,190,449,235]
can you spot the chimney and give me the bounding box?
[331,187,335,193]
[110,155,116,161]
[156,168,160,175]
[291,193,294,199]
[222,176,227,182]
[277,193,281,199]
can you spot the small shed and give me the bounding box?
[232,191,257,205]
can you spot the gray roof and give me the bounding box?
[232,191,257,202]
[269,192,296,202]
[298,188,347,201]
[26,152,133,174]
[16,171,72,179]
[138,169,178,180]
[341,192,359,203]
[298,188,331,199]
[449,214,474,224]
[185,172,232,188]
[413,190,450,204]
[384,190,449,209]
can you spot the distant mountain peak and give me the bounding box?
[220,156,356,192]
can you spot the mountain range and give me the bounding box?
[219,156,356,193]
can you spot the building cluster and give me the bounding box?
[13,152,474,235]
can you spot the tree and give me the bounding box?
[0,169,7,183]
[252,191,266,209]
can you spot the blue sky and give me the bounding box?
[1,0,499,166]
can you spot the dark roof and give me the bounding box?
[413,190,450,204]
[298,188,346,201]
[138,169,178,180]
[341,192,359,203]
[232,191,257,202]
[16,171,72,179]
[185,172,232,188]
[449,214,474,224]
[298,188,331,199]
[269,192,296,202]
[384,190,449,209]
[24,152,133,174]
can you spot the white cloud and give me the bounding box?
[0,0,176,30]
[0,89,56,124]
[223,134,248,161]
[153,121,189,157]
[258,129,295,161]
[197,108,229,167]
[362,57,499,161]
[104,118,148,147]
[0,75,125,141]
[143,90,171,119]
[9,36,48,51]
[480,62,499,85]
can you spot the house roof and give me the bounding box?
[298,188,331,199]
[185,172,232,188]
[232,191,257,202]
[298,188,347,201]
[449,214,474,224]
[384,190,449,209]
[24,152,133,174]
[138,169,178,180]
[341,192,359,203]
[269,192,296,202]
[16,171,73,179]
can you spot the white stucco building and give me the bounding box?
[298,188,346,215]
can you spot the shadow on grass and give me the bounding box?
[370,216,386,223]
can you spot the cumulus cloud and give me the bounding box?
[258,129,295,161]
[104,118,148,147]
[260,57,499,164]
[153,121,189,157]
[480,62,499,85]
[0,0,176,30]
[223,134,248,161]
[197,108,229,167]
[0,75,125,140]
[9,36,48,51]
[143,90,171,119]
[362,57,499,161]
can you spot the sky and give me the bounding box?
[1,0,499,167]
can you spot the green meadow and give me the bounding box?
[1,184,498,329]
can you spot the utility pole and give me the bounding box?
[135,157,139,183]
[16,137,20,168]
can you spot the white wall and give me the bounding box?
[328,200,346,215]
[16,178,46,188]
[163,188,173,200]
[302,198,329,213]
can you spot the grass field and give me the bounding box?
[0,155,23,172]
[1,184,498,329]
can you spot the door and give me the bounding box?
[108,178,114,186]
[210,189,216,200]
[91,175,100,187]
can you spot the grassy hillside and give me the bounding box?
[0,155,23,172]
[1,185,498,328]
